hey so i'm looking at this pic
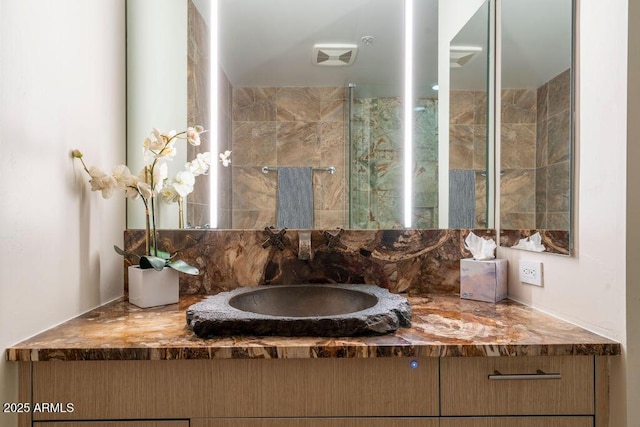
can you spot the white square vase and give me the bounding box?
[128,265,179,308]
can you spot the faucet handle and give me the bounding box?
[322,228,347,250]
[262,226,288,250]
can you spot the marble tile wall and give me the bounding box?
[535,69,571,230]
[500,87,537,229]
[350,97,439,229]
[187,1,233,228]
[231,87,347,229]
[449,90,488,228]
[123,228,495,296]
[500,69,571,231]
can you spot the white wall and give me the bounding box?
[0,1,126,426]
[498,1,635,424]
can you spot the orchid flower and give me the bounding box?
[72,124,206,276]
[219,150,232,167]
[186,152,211,176]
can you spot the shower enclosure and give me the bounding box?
[348,85,439,229]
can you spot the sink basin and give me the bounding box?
[186,284,411,338]
[229,285,378,317]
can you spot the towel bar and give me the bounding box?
[262,166,336,174]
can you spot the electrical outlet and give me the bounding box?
[519,260,543,286]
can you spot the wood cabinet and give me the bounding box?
[19,356,609,427]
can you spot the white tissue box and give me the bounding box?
[460,258,508,303]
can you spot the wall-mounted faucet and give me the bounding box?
[298,230,312,261]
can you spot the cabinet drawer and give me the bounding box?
[192,419,438,427]
[32,358,438,420]
[34,423,187,427]
[440,356,594,416]
[440,417,592,427]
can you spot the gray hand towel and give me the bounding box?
[449,169,476,228]
[276,167,314,228]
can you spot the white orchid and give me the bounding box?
[186,125,204,146]
[186,152,211,176]
[88,166,118,199]
[173,170,195,198]
[160,171,194,204]
[136,181,153,201]
[154,163,168,192]
[143,128,165,152]
[162,153,210,205]
[124,178,143,199]
[157,141,177,160]
[143,129,180,163]
[219,150,232,167]
[112,165,136,189]
[159,182,179,204]
[73,125,205,275]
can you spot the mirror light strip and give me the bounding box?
[403,0,414,228]
[210,0,219,228]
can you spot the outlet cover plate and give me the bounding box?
[519,260,543,286]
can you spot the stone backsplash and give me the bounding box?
[123,229,495,297]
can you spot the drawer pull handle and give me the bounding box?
[488,369,562,380]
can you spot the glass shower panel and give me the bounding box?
[349,84,404,229]
[348,84,439,229]
[412,98,439,229]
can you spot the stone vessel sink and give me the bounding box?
[186,284,412,338]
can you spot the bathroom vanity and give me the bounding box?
[7,295,619,427]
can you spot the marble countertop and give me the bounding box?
[6,294,620,361]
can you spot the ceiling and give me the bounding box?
[501,0,572,88]
[199,0,571,97]
[218,0,436,98]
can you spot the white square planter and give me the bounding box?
[128,265,179,308]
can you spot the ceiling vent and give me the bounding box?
[313,44,358,66]
[450,46,483,68]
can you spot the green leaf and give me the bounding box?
[150,247,171,260]
[167,260,200,275]
[139,256,168,271]
[114,245,141,261]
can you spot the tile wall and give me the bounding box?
[449,90,488,228]
[231,87,347,229]
[535,69,571,230]
[500,69,571,230]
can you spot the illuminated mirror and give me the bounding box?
[499,0,574,255]
[126,0,493,231]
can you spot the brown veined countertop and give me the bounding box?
[6,294,620,361]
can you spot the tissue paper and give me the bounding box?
[464,232,497,260]
[512,232,546,252]
[460,259,508,302]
